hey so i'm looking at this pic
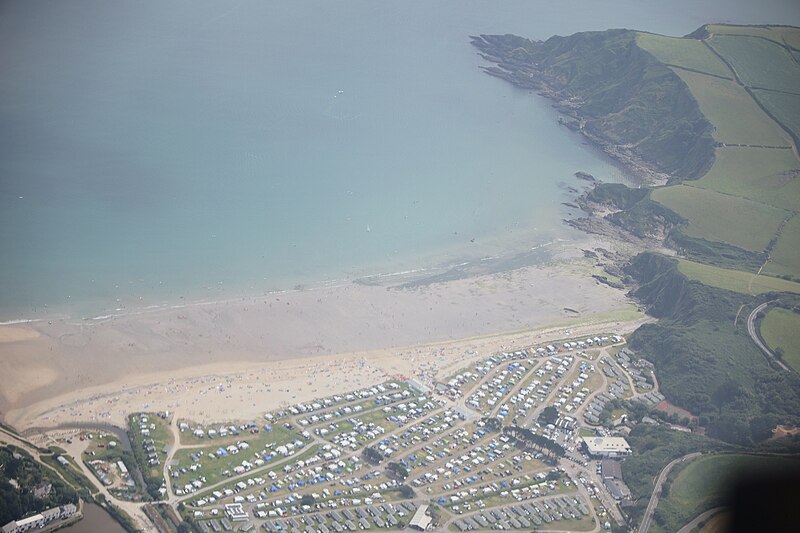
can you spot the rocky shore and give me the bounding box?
[470,32,713,186]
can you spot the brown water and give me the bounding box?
[60,503,128,533]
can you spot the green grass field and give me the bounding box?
[764,215,800,278]
[760,307,800,372]
[129,414,173,481]
[171,424,301,487]
[672,69,793,147]
[750,89,800,143]
[770,26,800,49]
[676,258,800,295]
[691,147,800,211]
[635,32,732,78]
[706,24,800,50]
[652,454,800,533]
[708,34,800,94]
[652,185,789,252]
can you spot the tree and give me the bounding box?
[387,462,408,480]
[300,494,316,506]
[484,417,502,431]
[399,485,415,499]
[539,406,559,425]
[363,446,384,464]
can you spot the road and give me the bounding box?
[638,452,702,533]
[675,506,725,533]
[747,302,789,371]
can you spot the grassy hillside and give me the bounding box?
[625,253,800,446]
[621,426,728,527]
[689,147,800,212]
[670,68,793,146]
[635,32,732,78]
[651,454,800,533]
[760,307,800,371]
[706,24,800,49]
[637,25,800,287]
[749,89,800,149]
[652,185,790,252]
[677,258,800,295]
[763,215,800,278]
[708,34,800,94]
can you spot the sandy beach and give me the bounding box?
[0,238,646,432]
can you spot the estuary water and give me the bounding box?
[1,0,798,321]
[59,504,127,533]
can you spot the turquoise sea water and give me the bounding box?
[1,0,798,321]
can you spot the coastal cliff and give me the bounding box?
[471,30,715,184]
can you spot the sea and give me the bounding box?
[1,0,798,322]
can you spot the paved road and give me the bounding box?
[638,452,702,533]
[676,506,725,533]
[747,302,789,371]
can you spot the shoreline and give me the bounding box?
[0,230,574,326]
[0,232,646,431]
[11,313,652,434]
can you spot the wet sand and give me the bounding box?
[0,238,646,431]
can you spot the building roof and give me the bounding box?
[601,459,624,479]
[409,505,432,530]
[582,436,631,455]
[605,478,632,500]
[15,514,44,527]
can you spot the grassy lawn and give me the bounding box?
[652,185,789,252]
[188,444,321,503]
[708,34,800,94]
[171,425,301,488]
[547,517,596,532]
[690,147,800,212]
[676,258,800,295]
[128,413,174,486]
[751,89,800,142]
[760,307,800,372]
[672,68,792,146]
[652,454,800,533]
[635,32,732,78]
[764,215,800,279]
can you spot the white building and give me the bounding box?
[581,437,632,458]
[2,504,78,533]
[409,505,433,531]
